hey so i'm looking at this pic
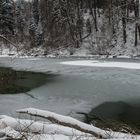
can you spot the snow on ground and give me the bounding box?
[0,42,140,59]
[0,108,139,140]
[61,60,140,69]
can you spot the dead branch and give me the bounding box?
[0,35,19,49]
[17,108,106,138]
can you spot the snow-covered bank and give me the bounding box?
[61,60,140,70]
[1,45,140,60]
[0,108,139,140]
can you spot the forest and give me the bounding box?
[0,0,140,56]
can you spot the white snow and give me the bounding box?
[0,115,86,136]
[17,108,105,137]
[16,108,140,139]
[61,60,140,69]
[0,108,139,140]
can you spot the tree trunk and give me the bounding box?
[122,17,127,44]
[135,0,139,46]
[135,23,138,46]
[93,0,98,32]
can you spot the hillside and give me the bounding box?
[0,0,140,58]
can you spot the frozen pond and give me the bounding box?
[0,57,140,120]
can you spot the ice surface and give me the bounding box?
[0,57,140,119]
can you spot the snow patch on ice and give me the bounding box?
[61,60,140,70]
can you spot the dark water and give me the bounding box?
[86,101,140,133]
[0,67,56,94]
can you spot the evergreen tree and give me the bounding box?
[0,1,3,34]
[15,0,26,41]
[31,0,43,46]
[0,0,15,36]
[29,16,37,47]
[0,1,2,15]
[33,0,39,25]
[16,0,25,31]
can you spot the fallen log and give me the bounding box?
[0,115,88,137]
[17,108,138,139]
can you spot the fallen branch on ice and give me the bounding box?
[17,108,106,138]
[17,108,138,139]
[0,115,89,137]
[0,108,139,140]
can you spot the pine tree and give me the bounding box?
[15,0,26,41]
[31,0,43,46]
[0,1,3,34]
[33,0,39,25]
[16,0,25,31]
[0,0,15,36]
[29,16,37,47]
[0,1,2,15]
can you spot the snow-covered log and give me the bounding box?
[0,110,139,140]
[17,108,105,138]
[0,126,21,139]
[0,115,89,137]
[17,108,138,139]
[0,125,137,140]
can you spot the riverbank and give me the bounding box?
[1,46,140,60]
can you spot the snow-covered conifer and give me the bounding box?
[0,0,15,35]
